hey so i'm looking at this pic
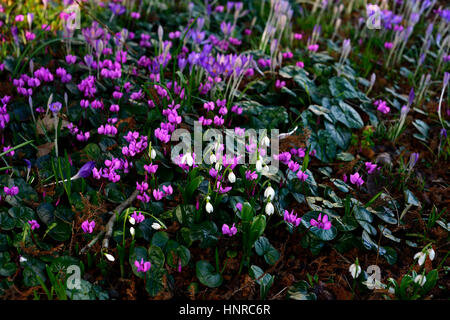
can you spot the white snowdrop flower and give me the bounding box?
[210,153,217,164]
[129,216,136,225]
[152,222,162,230]
[150,148,156,159]
[130,227,135,236]
[228,171,236,183]
[104,253,115,262]
[349,264,362,279]
[261,136,270,147]
[427,248,435,261]
[19,256,27,263]
[182,152,194,167]
[414,251,426,266]
[263,164,270,173]
[265,201,274,215]
[264,185,275,200]
[256,159,263,172]
[206,201,214,213]
[414,275,426,286]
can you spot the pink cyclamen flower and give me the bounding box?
[275,79,286,89]
[307,44,319,52]
[131,211,145,224]
[310,213,332,230]
[236,203,243,212]
[294,33,303,40]
[297,169,308,182]
[4,186,19,196]
[296,61,305,68]
[135,259,151,272]
[81,220,95,233]
[384,42,393,49]
[245,170,258,180]
[349,172,364,187]
[284,210,302,227]
[28,220,40,230]
[365,162,378,174]
[222,223,237,237]
[374,99,390,114]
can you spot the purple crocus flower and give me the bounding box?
[49,102,62,113]
[135,258,151,272]
[81,220,95,233]
[73,161,95,179]
[222,223,237,237]
[310,213,332,230]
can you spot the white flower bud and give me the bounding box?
[256,159,263,172]
[228,171,236,183]
[265,202,274,215]
[261,136,270,147]
[129,216,136,225]
[104,253,115,262]
[130,227,135,236]
[427,248,435,261]
[152,222,162,230]
[210,153,217,164]
[150,148,156,159]
[349,264,362,279]
[206,201,214,213]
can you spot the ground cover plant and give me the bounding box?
[0,0,448,301]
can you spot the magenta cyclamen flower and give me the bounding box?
[245,170,258,180]
[284,210,301,227]
[297,169,308,182]
[310,213,332,230]
[222,223,237,237]
[374,99,390,114]
[135,259,151,273]
[131,211,145,224]
[349,172,364,187]
[365,162,378,174]
[28,220,40,230]
[4,186,19,196]
[81,220,95,233]
[275,79,286,89]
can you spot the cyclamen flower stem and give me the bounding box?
[54,114,59,158]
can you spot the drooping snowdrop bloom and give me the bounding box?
[205,196,214,213]
[264,185,275,200]
[349,262,362,279]
[265,201,274,215]
[228,171,236,183]
[152,222,162,230]
[414,274,426,286]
